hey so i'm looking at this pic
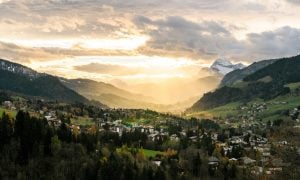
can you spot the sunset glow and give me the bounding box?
[1,0,300,103]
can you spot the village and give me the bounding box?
[1,98,299,178]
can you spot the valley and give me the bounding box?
[1,1,300,179]
[0,55,299,179]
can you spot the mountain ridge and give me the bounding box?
[0,59,107,107]
[219,58,278,87]
[188,55,300,112]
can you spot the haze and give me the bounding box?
[1,0,300,106]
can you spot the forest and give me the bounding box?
[0,110,245,180]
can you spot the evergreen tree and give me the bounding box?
[0,112,13,149]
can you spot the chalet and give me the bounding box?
[170,134,179,142]
[45,112,61,127]
[229,158,238,162]
[152,159,162,166]
[223,146,232,155]
[180,131,187,137]
[2,100,15,110]
[208,156,219,165]
[211,133,218,141]
[189,136,198,142]
[208,156,219,169]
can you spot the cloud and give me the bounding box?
[0,41,66,63]
[74,63,142,76]
[0,0,135,39]
[0,40,136,63]
[0,0,278,40]
[286,0,300,5]
[134,16,244,61]
[41,16,86,33]
[242,26,300,61]
[0,0,10,4]
[0,0,299,65]
[134,15,300,62]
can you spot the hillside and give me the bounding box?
[0,59,106,106]
[219,58,278,87]
[60,78,166,109]
[61,78,156,104]
[61,77,220,111]
[189,55,300,112]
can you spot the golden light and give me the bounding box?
[0,36,149,50]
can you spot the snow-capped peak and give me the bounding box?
[210,58,245,75]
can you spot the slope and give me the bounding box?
[189,55,300,112]
[0,59,106,106]
[219,58,278,87]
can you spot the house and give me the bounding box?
[211,133,218,141]
[208,156,219,166]
[2,101,15,110]
[96,118,105,127]
[229,158,238,162]
[189,136,198,142]
[170,134,179,142]
[152,160,162,166]
[45,112,61,127]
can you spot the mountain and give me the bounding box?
[0,60,42,78]
[61,78,156,102]
[60,78,164,109]
[210,58,245,75]
[0,59,106,106]
[188,55,300,111]
[219,58,278,87]
[60,77,220,112]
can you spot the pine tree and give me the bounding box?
[0,112,13,149]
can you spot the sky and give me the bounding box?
[0,0,300,83]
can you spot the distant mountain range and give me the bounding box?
[188,55,300,112]
[210,58,245,75]
[60,78,161,109]
[0,59,107,107]
[60,78,214,112]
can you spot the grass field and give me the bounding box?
[142,149,162,158]
[0,107,17,118]
[186,94,300,121]
[257,95,300,121]
[185,102,241,118]
[71,116,95,126]
[285,82,300,90]
[117,148,162,158]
